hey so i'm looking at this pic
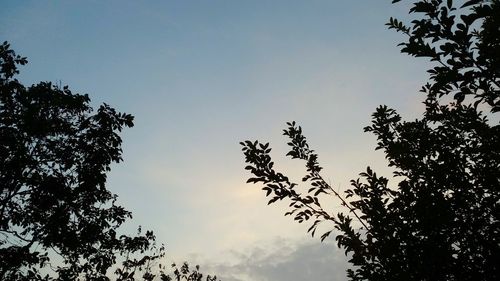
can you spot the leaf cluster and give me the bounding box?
[388,0,500,111]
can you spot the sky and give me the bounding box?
[1,1,429,280]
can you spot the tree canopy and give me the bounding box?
[242,0,499,280]
[0,42,218,281]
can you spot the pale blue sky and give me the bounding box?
[1,1,427,280]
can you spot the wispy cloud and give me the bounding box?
[188,238,349,281]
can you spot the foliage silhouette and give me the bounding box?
[242,1,499,280]
[0,42,218,281]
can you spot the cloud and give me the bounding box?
[194,237,349,281]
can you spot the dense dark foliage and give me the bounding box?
[0,42,218,281]
[242,1,499,280]
[0,41,159,280]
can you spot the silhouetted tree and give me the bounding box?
[166,263,218,281]
[0,42,218,281]
[242,1,499,280]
